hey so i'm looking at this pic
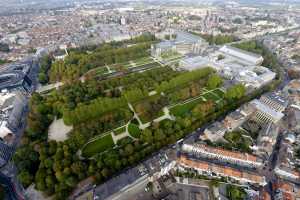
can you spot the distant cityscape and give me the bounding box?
[0,0,300,200]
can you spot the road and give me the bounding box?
[107,176,151,200]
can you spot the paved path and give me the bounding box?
[128,103,151,130]
[153,107,173,123]
[168,88,218,109]
[36,82,63,93]
[111,125,131,143]
[105,64,113,73]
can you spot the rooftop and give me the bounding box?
[178,156,265,184]
[175,31,206,44]
[219,45,263,65]
[261,92,289,108]
[250,99,284,122]
[182,143,261,163]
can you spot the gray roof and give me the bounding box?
[156,40,174,49]
[262,92,289,108]
[251,99,284,121]
[220,45,263,65]
[175,31,205,44]
[0,92,26,132]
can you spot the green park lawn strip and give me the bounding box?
[169,88,225,117]
[95,67,108,75]
[202,92,220,102]
[134,57,154,66]
[170,97,204,117]
[109,63,125,71]
[114,126,126,135]
[128,123,141,138]
[81,134,115,158]
[213,88,225,97]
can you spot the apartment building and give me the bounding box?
[181,143,263,168]
[275,167,300,184]
[177,155,266,186]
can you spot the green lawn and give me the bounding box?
[213,88,225,97]
[114,126,126,135]
[81,134,115,158]
[134,57,154,66]
[170,97,204,117]
[95,67,108,75]
[202,92,220,102]
[128,123,141,138]
[170,88,225,117]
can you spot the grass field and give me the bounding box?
[213,88,225,97]
[128,123,141,138]
[87,56,159,78]
[94,67,108,75]
[202,92,220,102]
[114,126,126,135]
[170,97,204,117]
[81,134,115,158]
[170,88,224,117]
[134,57,155,66]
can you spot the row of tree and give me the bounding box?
[49,42,152,82]
[190,32,238,45]
[156,67,214,93]
[38,55,52,85]
[69,33,157,54]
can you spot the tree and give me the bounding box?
[225,84,246,101]
[226,185,246,200]
[141,129,153,144]
[65,176,77,187]
[124,144,134,156]
[18,171,33,188]
[38,73,48,85]
[207,74,223,89]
